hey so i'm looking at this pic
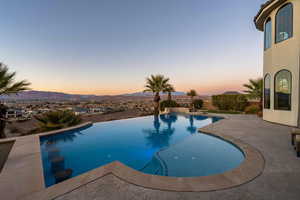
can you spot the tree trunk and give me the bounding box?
[154,92,161,115]
[259,97,263,110]
[0,104,7,139]
[168,92,172,101]
[0,120,6,139]
[190,96,194,111]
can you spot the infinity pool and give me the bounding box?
[40,113,244,187]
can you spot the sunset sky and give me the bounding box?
[0,0,266,95]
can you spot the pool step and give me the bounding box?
[140,157,165,176]
[54,169,73,183]
[51,156,65,173]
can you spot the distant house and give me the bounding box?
[6,108,23,119]
[89,107,104,113]
[38,108,51,113]
[73,107,89,115]
[23,110,37,118]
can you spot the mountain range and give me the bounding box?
[122,91,186,96]
[0,90,187,101]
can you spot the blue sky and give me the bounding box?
[0,0,266,95]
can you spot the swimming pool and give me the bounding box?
[40,113,245,187]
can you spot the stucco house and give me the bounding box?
[254,0,300,126]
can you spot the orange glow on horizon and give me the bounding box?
[32,82,247,96]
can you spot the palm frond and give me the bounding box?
[0,63,31,96]
[243,78,263,99]
[143,74,170,93]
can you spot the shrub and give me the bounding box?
[9,126,20,133]
[245,105,260,114]
[160,100,179,111]
[35,110,82,132]
[193,99,204,109]
[212,94,248,111]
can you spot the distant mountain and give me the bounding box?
[0,90,188,101]
[122,91,186,96]
[0,90,106,101]
[222,91,241,95]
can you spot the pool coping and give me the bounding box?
[0,115,265,199]
[0,122,93,200]
[0,140,15,173]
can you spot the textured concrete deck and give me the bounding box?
[54,115,300,200]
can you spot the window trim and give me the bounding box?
[264,18,272,50]
[275,3,293,44]
[264,73,271,109]
[274,69,292,111]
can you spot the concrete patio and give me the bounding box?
[54,115,300,200]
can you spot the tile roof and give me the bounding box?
[254,0,276,24]
[254,0,288,31]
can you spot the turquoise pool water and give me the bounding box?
[40,113,244,187]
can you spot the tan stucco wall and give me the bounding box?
[263,0,300,126]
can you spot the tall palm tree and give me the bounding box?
[187,89,197,110]
[0,63,30,138]
[144,74,170,115]
[163,84,175,101]
[243,78,263,109]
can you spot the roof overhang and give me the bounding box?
[254,0,287,31]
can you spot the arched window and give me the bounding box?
[264,74,271,109]
[276,3,293,43]
[274,70,292,110]
[264,18,272,50]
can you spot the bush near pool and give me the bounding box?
[160,100,179,111]
[212,94,248,111]
[193,99,204,109]
[245,105,260,114]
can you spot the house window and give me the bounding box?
[264,18,272,50]
[274,70,291,110]
[276,3,293,43]
[264,74,271,109]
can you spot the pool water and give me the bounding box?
[40,113,244,187]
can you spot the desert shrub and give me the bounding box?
[9,126,20,133]
[212,94,248,111]
[35,110,82,132]
[160,100,179,111]
[245,105,260,114]
[193,99,204,109]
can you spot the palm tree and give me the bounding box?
[163,84,175,101]
[0,63,30,138]
[144,74,170,115]
[35,110,82,132]
[187,89,197,110]
[243,78,263,109]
